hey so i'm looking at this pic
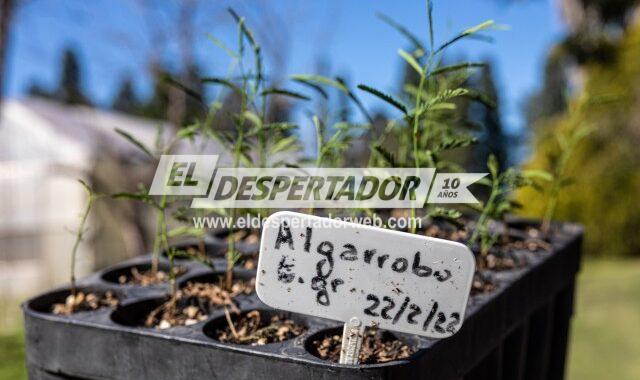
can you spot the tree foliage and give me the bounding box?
[518,20,640,257]
[28,48,91,106]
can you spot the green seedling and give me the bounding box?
[540,124,591,235]
[69,179,102,297]
[356,1,498,232]
[199,9,306,289]
[468,154,551,259]
[113,121,202,302]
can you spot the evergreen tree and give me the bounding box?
[112,77,141,115]
[140,67,172,121]
[140,64,204,125]
[27,48,91,106]
[473,62,509,171]
[55,49,90,105]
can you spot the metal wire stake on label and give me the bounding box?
[339,317,366,365]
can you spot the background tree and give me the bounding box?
[519,8,640,258]
[27,48,91,106]
[55,49,90,105]
[396,53,510,175]
[470,61,509,172]
[112,77,142,115]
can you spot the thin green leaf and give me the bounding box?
[435,134,478,151]
[227,8,258,48]
[476,177,492,187]
[429,102,456,111]
[292,74,372,123]
[237,151,254,168]
[201,77,243,95]
[522,169,553,182]
[206,34,238,58]
[431,88,469,104]
[112,192,158,209]
[428,62,486,77]
[77,179,91,193]
[114,128,153,158]
[357,84,408,115]
[112,192,146,200]
[263,122,298,132]
[176,124,200,140]
[487,154,499,178]
[426,0,434,52]
[371,143,398,167]
[428,207,464,228]
[292,78,328,99]
[161,75,202,103]
[246,120,298,138]
[376,12,425,53]
[336,77,374,124]
[462,89,497,108]
[260,88,310,101]
[205,128,234,147]
[463,20,495,35]
[290,74,348,93]
[398,49,424,78]
[243,110,262,130]
[270,135,299,154]
[227,8,262,91]
[435,20,495,55]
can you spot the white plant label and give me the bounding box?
[256,212,475,339]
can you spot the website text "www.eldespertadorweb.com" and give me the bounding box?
[191,214,423,230]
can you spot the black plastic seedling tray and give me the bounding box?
[23,222,582,380]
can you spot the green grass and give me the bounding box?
[0,259,638,379]
[567,259,640,380]
[0,330,25,379]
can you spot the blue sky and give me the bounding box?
[5,0,566,136]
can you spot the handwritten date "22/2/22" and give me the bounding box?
[364,293,461,334]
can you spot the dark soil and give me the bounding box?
[51,291,118,315]
[215,310,306,345]
[184,277,255,299]
[477,247,524,271]
[240,253,259,270]
[509,223,557,241]
[505,225,552,252]
[422,223,469,242]
[507,238,551,252]
[313,328,413,364]
[144,279,255,329]
[145,298,210,329]
[173,244,208,262]
[476,234,551,271]
[471,271,496,295]
[118,266,185,286]
[421,221,551,272]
